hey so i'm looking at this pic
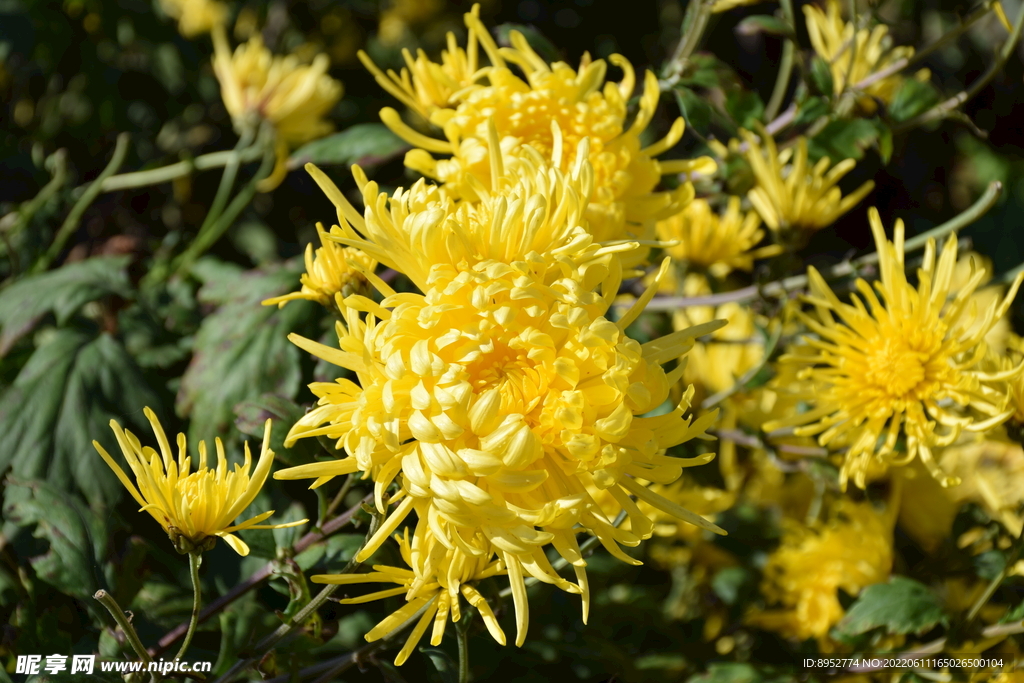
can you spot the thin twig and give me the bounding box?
[630,180,1001,312]
[712,428,829,457]
[152,493,371,656]
[89,146,267,195]
[94,590,154,666]
[701,324,782,410]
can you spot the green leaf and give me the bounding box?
[495,23,561,63]
[792,96,830,128]
[287,124,408,170]
[177,261,318,444]
[725,90,765,130]
[735,15,795,39]
[877,123,894,164]
[809,56,835,98]
[0,256,132,356]
[888,78,940,123]
[680,54,738,89]
[234,394,321,466]
[711,566,750,606]
[974,549,1006,580]
[674,87,712,138]
[0,328,163,509]
[420,647,458,683]
[808,118,880,161]
[2,480,108,599]
[835,576,948,637]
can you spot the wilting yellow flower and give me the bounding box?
[263,224,377,309]
[764,208,1024,489]
[748,501,893,641]
[940,437,1024,536]
[742,130,874,239]
[363,7,714,257]
[159,0,226,37]
[804,0,930,114]
[94,408,305,556]
[656,198,781,278]
[314,513,506,665]
[212,29,343,191]
[276,158,727,646]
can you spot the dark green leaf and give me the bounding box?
[888,78,941,123]
[287,124,408,170]
[735,15,795,39]
[0,256,132,356]
[234,394,321,467]
[809,56,835,98]
[177,261,318,444]
[2,480,108,599]
[974,549,1006,580]
[792,96,830,127]
[835,576,948,637]
[0,328,163,509]
[680,55,738,89]
[808,118,879,161]
[725,90,765,130]
[496,23,561,63]
[674,87,712,138]
[420,647,458,683]
[711,567,750,606]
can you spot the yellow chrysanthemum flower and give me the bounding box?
[362,7,714,258]
[212,29,343,191]
[263,224,377,309]
[276,157,727,645]
[747,501,893,642]
[655,197,781,279]
[763,208,1024,489]
[159,0,227,38]
[804,0,930,114]
[951,252,1012,355]
[940,437,1024,536]
[314,511,505,665]
[94,409,306,556]
[741,130,874,240]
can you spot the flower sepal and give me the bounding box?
[168,526,218,555]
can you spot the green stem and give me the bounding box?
[1,150,68,271]
[457,614,472,683]
[33,134,130,273]
[764,36,795,123]
[94,590,154,665]
[175,552,203,661]
[171,137,275,277]
[90,146,267,195]
[894,0,1024,133]
[660,0,717,88]
[636,179,1002,311]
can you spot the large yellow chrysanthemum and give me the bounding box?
[276,156,727,646]
[804,0,930,114]
[748,501,893,642]
[94,409,305,556]
[655,197,781,278]
[212,29,343,191]
[764,208,1024,488]
[741,130,874,239]
[361,7,714,256]
[314,511,506,665]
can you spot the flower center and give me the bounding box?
[863,337,929,398]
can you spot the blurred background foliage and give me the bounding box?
[3,0,1024,682]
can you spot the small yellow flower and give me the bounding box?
[656,198,781,278]
[314,512,506,665]
[212,29,343,191]
[747,501,893,641]
[363,6,714,259]
[263,224,377,309]
[94,408,305,556]
[741,130,874,238]
[158,0,227,38]
[764,208,1024,489]
[804,0,930,114]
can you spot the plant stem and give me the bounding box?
[153,493,371,656]
[764,0,796,122]
[966,524,1024,625]
[894,0,1024,133]
[175,552,203,661]
[701,323,782,410]
[0,150,68,265]
[33,134,130,273]
[171,137,274,277]
[633,179,1002,311]
[661,0,717,88]
[90,146,267,195]
[457,612,472,683]
[94,590,154,665]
